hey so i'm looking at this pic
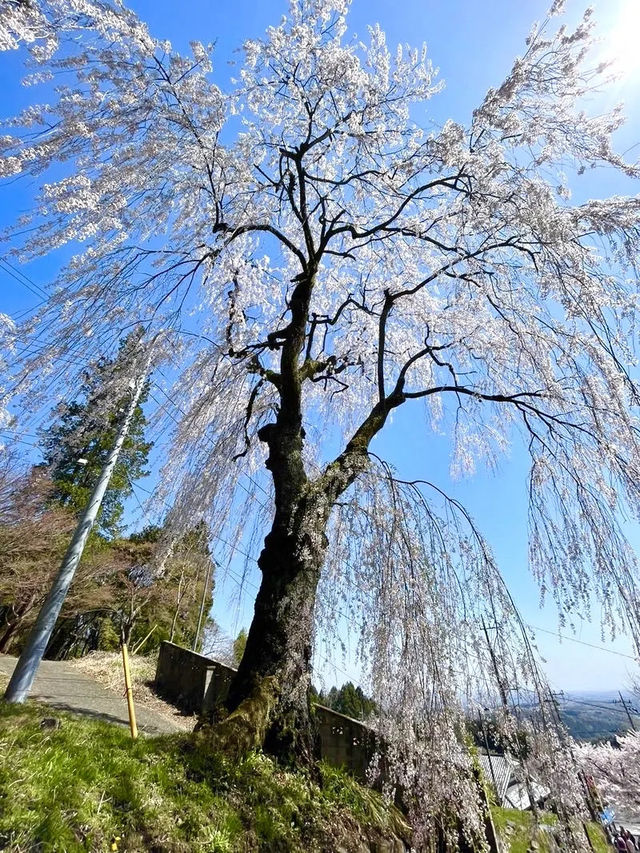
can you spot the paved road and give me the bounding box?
[0,655,180,734]
[615,815,640,837]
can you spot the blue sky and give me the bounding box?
[1,0,639,692]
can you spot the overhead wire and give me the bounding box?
[152,369,272,502]
[3,311,639,687]
[1,327,272,513]
[552,693,640,718]
[0,257,51,321]
[146,387,271,515]
[0,256,49,300]
[0,432,39,448]
[2,420,638,670]
[528,624,637,661]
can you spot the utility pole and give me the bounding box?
[618,691,637,731]
[4,371,148,704]
[481,617,509,708]
[478,710,499,796]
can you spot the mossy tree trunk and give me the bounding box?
[223,263,335,760]
[218,398,403,762]
[209,252,406,764]
[226,499,327,762]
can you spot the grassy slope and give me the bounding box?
[491,806,609,853]
[0,700,409,853]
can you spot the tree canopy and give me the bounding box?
[2,0,640,847]
[576,730,640,819]
[232,629,248,668]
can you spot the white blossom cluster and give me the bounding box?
[0,0,54,54]
[1,0,640,846]
[576,729,640,816]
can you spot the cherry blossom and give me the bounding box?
[1,1,639,846]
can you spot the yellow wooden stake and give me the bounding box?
[121,641,138,740]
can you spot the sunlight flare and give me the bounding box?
[605,0,640,77]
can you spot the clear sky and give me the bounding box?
[1,0,639,692]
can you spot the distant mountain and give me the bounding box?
[472,691,639,745]
[556,691,639,742]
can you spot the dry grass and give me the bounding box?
[69,651,196,732]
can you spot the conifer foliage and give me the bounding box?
[319,682,377,721]
[41,335,153,538]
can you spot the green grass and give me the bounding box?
[584,821,610,853]
[492,806,608,853]
[0,700,408,852]
[492,807,555,853]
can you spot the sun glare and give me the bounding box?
[605,0,640,78]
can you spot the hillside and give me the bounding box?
[557,692,639,742]
[0,699,411,853]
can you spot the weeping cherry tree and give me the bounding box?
[2,0,640,845]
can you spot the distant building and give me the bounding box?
[478,752,550,810]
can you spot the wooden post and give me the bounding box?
[132,624,156,656]
[121,640,138,739]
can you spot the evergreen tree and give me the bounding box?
[41,335,153,538]
[233,629,248,668]
[319,682,377,721]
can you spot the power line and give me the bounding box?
[0,432,39,448]
[125,473,154,528]
[146,387,271,515]
[0,427,40,439]
[0,260,50,315]
[528,624,637,661]
[0,256,49,300]
[151,370,272,502]
[3,341,271,513]
[3,334,272,513]
[553,693,640,719]
[1,262,47,302]
[130,478,260,568]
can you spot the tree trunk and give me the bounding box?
[204,269,398,765]
[210,396,396,765]
[0,620,20,654]
[225,507,326,763]
[0,594,37,653]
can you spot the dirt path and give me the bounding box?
[0,654,181,734]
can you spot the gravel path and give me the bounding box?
[0,654,181,734]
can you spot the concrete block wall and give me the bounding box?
[155,641,377,779]
[155,642,219,714]
[314,704,378,781]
